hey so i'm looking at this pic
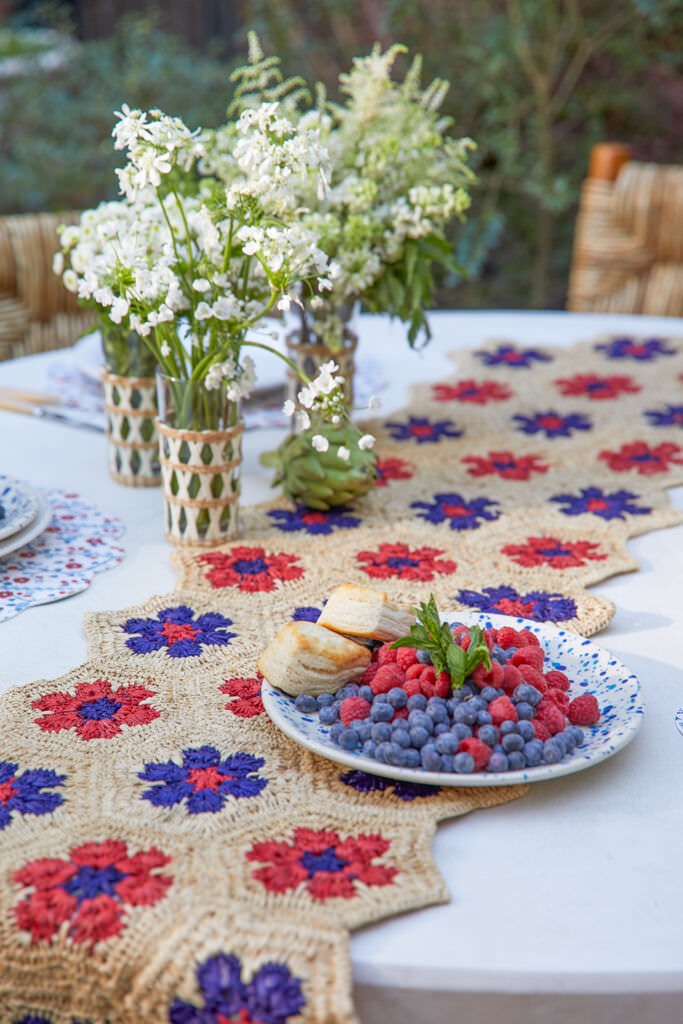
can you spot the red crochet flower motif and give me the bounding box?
[246,827,398,901]
[431,379,513,404]
[374,456,416,487]
[13,839,172,946]
[554,373,641,400]
[502,535,607,569]
[356,542,457,581]
[32,679,159,741]
[461,450,549,480]
[598,441,683,476]
[199,547,304,592]
[220,676,264,717]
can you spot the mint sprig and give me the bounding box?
[390,594,491,689]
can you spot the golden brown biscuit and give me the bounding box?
[257,619,371,696]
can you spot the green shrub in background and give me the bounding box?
[240,0,683,309]
[0,13,235,214]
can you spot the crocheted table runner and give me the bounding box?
[1,330,682,1024]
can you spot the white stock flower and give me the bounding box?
[282,400,296,417]
[358,433,376,450]
[295,410,311,431]
[312,434,329,452]
[337,446,350,461]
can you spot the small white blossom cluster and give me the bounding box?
[57,100,332,400]
[283,360,377,461]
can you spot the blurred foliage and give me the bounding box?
[237,0,683,309]
[0,11,236,214]
[2,0,683,309]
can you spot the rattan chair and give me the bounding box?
[0,211,94,362]
[567,143,683,317]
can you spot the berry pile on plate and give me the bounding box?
[293,623,601,775]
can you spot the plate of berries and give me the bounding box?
[261,609,644,787]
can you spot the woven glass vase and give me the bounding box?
[285,304,358,408]
[156,373,243,547]
[101,325,160,487]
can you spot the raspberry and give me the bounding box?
[376,644,398,665]
[532,719,551,742]
[568,693,600,726]
[546,687,570,712]
[403,677,422,697]
[452,624,471,649]
[472,661,504,689]
[358,661,379,686]
[489,695,518,726]
[405,662,424,680]
[510,645,545,671]
[517,665,547,693]
[396,646,419,670]
[545,669,570,692]
[495,626,520,649]
[517,629,541,648]
[419,666,437,697]
[371,663,405,694]
[434,670,451,698]
[392,706,409,721]
[535,698,566,735]
[339,696,371,726]
[457,736,491,771]
[501,662,523,695]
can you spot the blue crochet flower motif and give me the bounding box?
[267,505,361,534]
[475,344,551,368]
[549,487,651,520]
[339,770,440,801]
[384,416,464,444]
[292,605,323,622]
[0,760,65,830]
[644,404,683,428]
[411,492,500,530]
[595,336,677,361]
[456,585,578,623]
[168,952,305,1024]
[139,745,267,815]
[122,605,236,657]
[513,410,592,438]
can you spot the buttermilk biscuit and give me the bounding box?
[257,620,371,696]
[317,583,416,643]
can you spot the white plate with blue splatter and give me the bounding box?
[261,611,644,788]
[0,476,41,541]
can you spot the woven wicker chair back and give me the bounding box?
[0,211,94,362]
[568,145,683,316]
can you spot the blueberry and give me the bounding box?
[452,704,477,726]
[552,731,569,755]
[477,724,499,747]
[408,710,434,733]
[399,748,422,769]
[500,720,518,735]
[453,751,475,773]
[374,741,394,763]
[372,691,390,703]
[459,683,478,698]
[362,740,376,758]
[356,722,372,743]
[491,643,507,664]
[406,693,427,711]
[523,739,544,766]
[409,725,431,749]
[517,720,535,741]
[440,754,455,773]
[421,747,443,771]
[337,728,360,750]
[387,687,408,708]
[513,683,542,707]
[435,733,460,755]
[559,728,577,753]
[568,725,585,745]
[467,696,487,713]
[502,732,524,753]
[371,722,392,743]
[433,722,449,736]
[416,649,432,664]
[543,739,564,764]
[370,702,394,723]
[359,685,374,702]
[329,723,344,742]
[476,710,492,726]
[426,701,449,725]
[487,750,509,772]
[451,723,472,741]
[506,750,527,770]
[386,742,406,765]
[336,683,360,700]
[294,694,318,714]
[317,692,335,707]
[319,705,339,726]
[515,701,535,721]
[480,686,500,703]
[392,727,411,748]
[447,695,464,713]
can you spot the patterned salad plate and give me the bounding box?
[262,611,645,788]
[0,489,52,561]
[0,476,41,542]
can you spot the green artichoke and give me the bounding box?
[262,420,378,510]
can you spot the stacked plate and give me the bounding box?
[0,476,53,561]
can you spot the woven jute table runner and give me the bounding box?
[1,331,682,1023]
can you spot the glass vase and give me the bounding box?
[156,372,243,547]
[285,303,358,408]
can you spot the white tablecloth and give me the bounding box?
[1,310,682,1024]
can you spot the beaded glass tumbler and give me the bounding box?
[156,373,243,546]
[101,370,161,487]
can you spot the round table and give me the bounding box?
[1,310,682,1024]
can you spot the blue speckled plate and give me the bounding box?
[0,476,41,541]
[261,611,644,787]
